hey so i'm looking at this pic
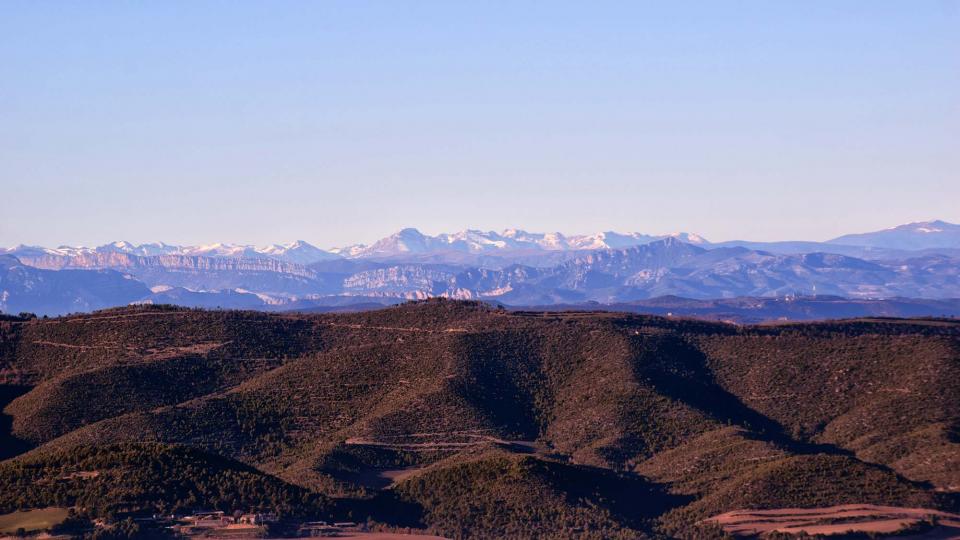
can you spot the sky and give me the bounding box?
[1,2,958,249]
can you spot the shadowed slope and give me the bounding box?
[1,301,958,538]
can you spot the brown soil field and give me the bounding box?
[705,504,960,537]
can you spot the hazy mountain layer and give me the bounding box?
[829,220,960,250]
[2,221,959,316]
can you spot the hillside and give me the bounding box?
[0,443,332,518]
[1,300,958,538]
[517,295,960,324]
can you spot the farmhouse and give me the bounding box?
[239,512,278,525]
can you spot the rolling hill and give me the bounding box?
[1,300,958,538]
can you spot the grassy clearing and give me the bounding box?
[0,507,69,533]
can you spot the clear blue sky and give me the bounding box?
[2,2,958,248]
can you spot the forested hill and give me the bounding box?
[1,300,958,538]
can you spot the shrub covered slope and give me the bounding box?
[1,300,957,538]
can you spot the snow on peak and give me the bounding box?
[4,228,713,263]
[2,240,339,265]
[888,220,952,232]
[666,232,709,244]
[327,228,713,258]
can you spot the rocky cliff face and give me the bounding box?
[343,265,458,295]
[16,253,316,278]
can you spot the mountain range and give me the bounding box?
[2,220,959,317]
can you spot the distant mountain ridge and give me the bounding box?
[2,239,341,265]
[6,219,958,263]
[828,219,960,250]
[2,220,959,316]
[329,227,710,259]
[0,255,151,315]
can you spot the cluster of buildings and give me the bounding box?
[143,510,280,536]
[149,511,362,537]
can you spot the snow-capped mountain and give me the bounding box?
[2,241,339,265]
[828,220,960,250]
[256,240,341,265]
[176,240,340,264]
[329,228,528,257]
[665,232,710,245]
[331,228,710,259]
[3,220,960,316]
[1,229,711,266]
[0,244,97,258]
[98,241,182,256]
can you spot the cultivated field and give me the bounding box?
[705,504,960,537]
